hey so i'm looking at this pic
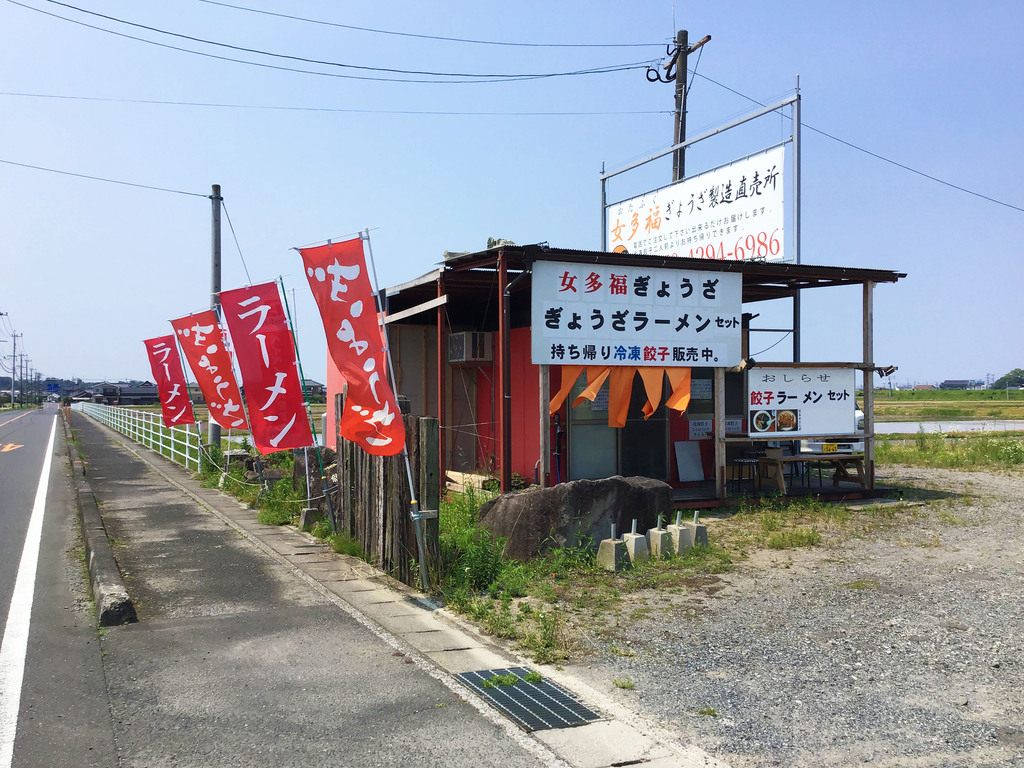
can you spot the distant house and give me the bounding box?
[914,384,936,390]
[302,379,326,397]
[939,380,975,390]
[72,381,159,405]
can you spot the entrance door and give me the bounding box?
[567,375,668,481]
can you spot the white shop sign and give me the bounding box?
[531,260,742,367]
[746,367,857,437]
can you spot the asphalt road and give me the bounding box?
[2,409,557,768]
[1,404,116,768]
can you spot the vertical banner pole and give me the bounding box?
[362,230,430,591]
[279,277,339,533]
[209,184,223,450]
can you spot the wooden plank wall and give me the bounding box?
[334,413,439,588]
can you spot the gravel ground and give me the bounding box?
[567,467,1024,767]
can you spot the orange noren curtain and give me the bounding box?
[548,365,585,414]
[638,367,666,420]
[665,367,692,412]
[547,365,693,429]
[572,366,613,408]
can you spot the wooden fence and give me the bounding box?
[331,413,440,588]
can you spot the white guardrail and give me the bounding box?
[74,402,202,472]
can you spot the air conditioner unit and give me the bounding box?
[448,331,493,365]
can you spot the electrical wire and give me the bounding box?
[0,157,207,197]
[196,0,665,49]
[13,0,652,83]
[0,90,670,117]
[689,69,1024,215]
[220,201,252,284]
[750,332,792,358]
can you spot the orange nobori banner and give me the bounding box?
[219,282,314,455]
[170,310,248,430]
[298,237,406,456]
[143,335,196,428]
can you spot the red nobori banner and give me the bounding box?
[219,282,314,454]
[143,335,196,428]
[170,310,248,430]
[298,238,405,456]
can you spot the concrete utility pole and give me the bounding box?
[670,30,711,182]
[12,333,21,403]
[209,184,223,451]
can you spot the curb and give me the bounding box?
[65,421,138,627]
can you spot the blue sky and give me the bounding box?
[1,0,1021,388]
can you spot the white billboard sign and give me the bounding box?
[606,145,786,262]
[530,259,743,367]
[746,367,857,437]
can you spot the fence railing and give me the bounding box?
[73,402,202,472]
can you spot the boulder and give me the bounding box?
[478,475,672,561]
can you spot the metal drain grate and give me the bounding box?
[456,667,601,732]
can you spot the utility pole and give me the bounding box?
[12,333,20,403]
[669,30,711,182]
[209,184,223,451]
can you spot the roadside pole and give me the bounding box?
[209,184,223,453]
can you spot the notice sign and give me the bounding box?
[747,367,856,437]
[606,145,786,262]
[531,260,742,367]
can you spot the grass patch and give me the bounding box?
[697,707,719,717]
[766,527,821,549]
[876,430,1024,471]
[612,677,635,690]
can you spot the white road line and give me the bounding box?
[0,416,56,768]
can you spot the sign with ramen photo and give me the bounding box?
[746,367,857,437]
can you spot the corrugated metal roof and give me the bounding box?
[384,244,905,325]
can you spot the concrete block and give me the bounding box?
[596,538,630,571]
[682,521,709,547]
[646,527,672,559]
[299,507,324,529]
[622,532,649,565]
[666,523,694,555]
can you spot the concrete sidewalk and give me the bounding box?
[70,411,727,768]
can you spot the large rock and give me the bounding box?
[478,475,672,561]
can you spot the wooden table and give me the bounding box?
[758,453,866,495]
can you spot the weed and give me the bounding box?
[482,672,521,688]
[697,707,719,717]
[766,527,821,549]
[613,677,635,690]
[523,671,542,683]
[329,532,367,560]
[938,510,970,527]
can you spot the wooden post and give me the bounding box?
[497,251,511,493]
[418,416,440,581]
[863,281,875,490]
[714,366,726,498]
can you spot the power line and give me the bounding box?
[0,90,671,117]
[689,70,1024,215]
[11,0,652,83]
[0,158,207,197]
[195,0,665,49]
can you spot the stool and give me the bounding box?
[729,458,760,494]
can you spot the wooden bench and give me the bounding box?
[758,453,865,495]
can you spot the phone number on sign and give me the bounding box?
[673,229,781,261]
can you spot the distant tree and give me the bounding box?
[992,368,1024,389]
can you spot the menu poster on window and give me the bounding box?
[747,367,857,437]
[688,419,713,440]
